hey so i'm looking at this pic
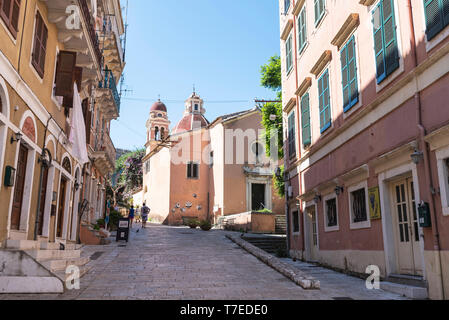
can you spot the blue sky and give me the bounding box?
[111,0,280,150]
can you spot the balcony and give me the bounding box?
[41,0,103,81]
[96,69,120,120]
[101,14,125,81]
[92,133,116,177]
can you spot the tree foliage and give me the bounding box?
[259,55,285,197]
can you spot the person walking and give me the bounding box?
[141,203,150,229]
[128,205,135,228]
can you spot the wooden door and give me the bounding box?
[57,177,67,238]
[307,206,319,261]
[391,178,423,276]
[37,166,49,236]
[11,144,28,230]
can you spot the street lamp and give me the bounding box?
[335,186,344,196]
[10,132,23,144]
[411,149,424,164]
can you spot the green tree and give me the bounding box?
[260,55,284,197]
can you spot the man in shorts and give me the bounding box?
[141,203,150,229]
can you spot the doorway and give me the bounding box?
[306,206,319,262]
[11,144,28,230]
[37,166,49,236]
[251,183,266,211]
[57,176,68,238]
[390,177,423,276]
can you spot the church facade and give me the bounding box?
[141,92,285,226]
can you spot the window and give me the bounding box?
[154,127,159,141]
[209,151,214,168]
[288,111,296,159]
[424,0,449,40]
[144,160,150,174]
[292,210,300,233]
[187,162,199,179]
[252,141,264,162]
[160,127,165,140]
[351,188,367,223]
[0,0,21,38]
[297,6,307,54]
[325,197,339,230]
[341,36,359,112]
[284,0,291,15]
[314,0,325,25]
[286,33,293,74]
[372,0,399,84]
[31,11,48,78]
[300,93,311,147]
[318,69,331,133]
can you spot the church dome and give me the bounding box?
[172,114,209,135]
[150,100,167,112]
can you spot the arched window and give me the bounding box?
[0,93,3,114]
[160,127,165,140]
[62,157,72,175]
[154,127,160,141]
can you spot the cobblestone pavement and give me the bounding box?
[0,225,406,300]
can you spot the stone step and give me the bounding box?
[381,281,428,300]
[25,249,81,261]
[6,240,40,250]
[40,256,90,272]
[0,277,63,294]
[40,242,82,251]
[54,265,92,282]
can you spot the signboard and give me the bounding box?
[369,187,382,220]
[116,218,130,242]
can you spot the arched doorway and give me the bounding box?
[57,157,72,238]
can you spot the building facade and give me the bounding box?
[142,93,285,227]
[0,0,124,246]
[279,0,449,299]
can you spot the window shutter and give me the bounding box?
[314,0,319,22]
[10,0,20,36]
[193,164,198,178]
[85,107,92,144]
[62,66,83,108]
[301,93,311,147]
[443,0,449,26]
[319,70,331,132]
[373,5,386,82]
[425,0,443,39]
[382,0,399,77]
[54,51,77,97]
[341,37,359,111]
[298,7,307,53]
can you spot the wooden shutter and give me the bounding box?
[31,11,47,78]
[298,7,307,53]
[424,0,444,40]
[301,93,311,147]
[341,37,359,112]
[319,70,331,133]
[62,67,83,108]
[0,0,21,38]
[373,4,386,82]
[443,0,449,26]
[382,0,399,77]
[288,112,296,158]
[54,51,77,97]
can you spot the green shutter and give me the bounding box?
[298,7,307,53]
[288,112,296,158]
[301,93,311,146]
[319,70,331,133]
[286,35,293,73]
[314,0,325,25]
[341,36,359,112]
[425,0,443,40]
[372,0,399,83]
[443,0,449,25]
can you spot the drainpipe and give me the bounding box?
[407,0,445,299]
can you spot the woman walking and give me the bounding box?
[128,205,135,228]
[141,203,150,229]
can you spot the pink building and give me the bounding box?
[141,92,285,230]
[279,0,449,299]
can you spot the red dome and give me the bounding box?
[172,114,209,135]
[150,101,167,112]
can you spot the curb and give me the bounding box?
[226,234,320,290]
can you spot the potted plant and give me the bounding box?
[187,219,199,229]
[200,220,212,231]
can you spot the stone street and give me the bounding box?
[1,225,406,300]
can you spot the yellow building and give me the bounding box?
[0,0,124,249]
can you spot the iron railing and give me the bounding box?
[99,69,121,114]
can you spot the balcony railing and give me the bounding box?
[78,0,103,67]
[102,133,117,167]
[99,69,121,114]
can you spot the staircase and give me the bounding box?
[1,240,91,293]
[241,235,287,255]
[381,274,428,299]
[275,215,287,235]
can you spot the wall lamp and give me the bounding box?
[10,132,23,144]
[411,149,424,165]
[313,194,322,204]
[335,186,344,196]
[74,181,81,191]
